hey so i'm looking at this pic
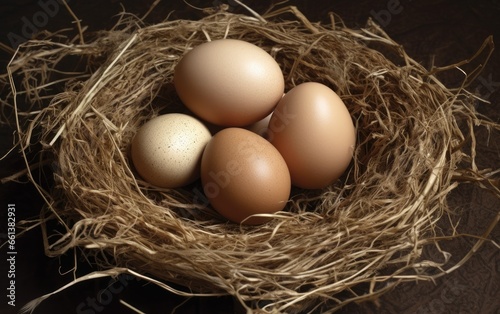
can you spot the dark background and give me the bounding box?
[1,1,499,313]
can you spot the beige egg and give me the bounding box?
[245,94,284,138]
[131,113,212,188]
[268,82,356,189]
[245,111,273,138]
[201,128,291,225]
[174,39,284,127]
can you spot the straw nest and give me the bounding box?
[2,4,499,314]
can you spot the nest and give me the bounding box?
[2,4,499,314]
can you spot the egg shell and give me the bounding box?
[244,111,273,138]
[131,113,212,188]
[244,94,284,138]
[201,128,291,225]
[268,82,356,189]
[173,39,284,127]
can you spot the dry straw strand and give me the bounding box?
[1,4,498,314]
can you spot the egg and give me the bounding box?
[268,82,356,189]
[173,39,284,127]
[201,128,291,225]
[131,113,212,188]
[245,111,273,138]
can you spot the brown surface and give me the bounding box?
[0,1,499,313]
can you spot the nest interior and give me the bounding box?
[2,5,499,314]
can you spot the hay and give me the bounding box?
[1,4,499,314]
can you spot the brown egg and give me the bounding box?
[268,82,356,189]
[201,128,291,225]
[173,39,284,127]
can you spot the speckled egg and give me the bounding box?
[131,113,212,188]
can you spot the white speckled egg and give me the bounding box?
[131,113,212,188]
